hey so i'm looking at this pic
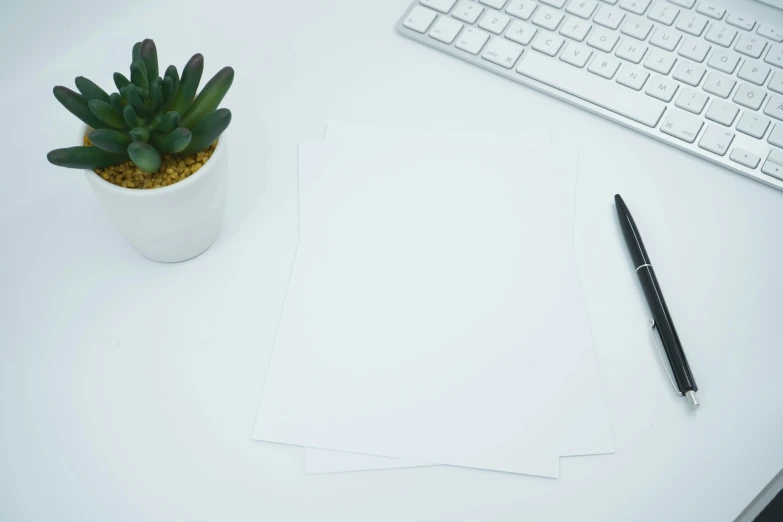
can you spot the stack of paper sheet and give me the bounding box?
[253,123,614,477]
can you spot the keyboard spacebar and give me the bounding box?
[516,52,665,128]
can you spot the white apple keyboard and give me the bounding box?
[397,0,783,190]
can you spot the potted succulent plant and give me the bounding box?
[47,39,234,262]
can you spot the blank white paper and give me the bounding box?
[292,124,610,476]
[254,130,559,474]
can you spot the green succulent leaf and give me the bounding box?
[160,127,192,154]
[150,77,163,113]
[181,67,234,129]
[124,84,146,117]
[182,107,231,155]
[53,86,109,129]
[132,41,142,62]
[114,72,131,91]
[129,127,150,142]
[123,105,144,128]
[109,93,124,117]
[127,141,162,173]
[149,132,166,151]
[130,58,149,90]
[74,76,111,103]
[157,111,181,135]
[161,76,174,109]
[164,65,179,93]
[88,129,133,153]
[47,146,128,169]
[88,99,127,129]
[171,53,203,116]
[140,39,159,81]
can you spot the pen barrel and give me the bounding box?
[636,266,698,393]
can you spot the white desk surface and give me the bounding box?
[2,1,783,521]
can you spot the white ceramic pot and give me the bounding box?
[82,125,229,262]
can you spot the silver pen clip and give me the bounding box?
[649,319,683,396]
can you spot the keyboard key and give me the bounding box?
[404,6,438,32]
[594,7,625,29]
[516,50,666,125]
[705,99,740,125]
[650,27,681,51]
[673,61,706,86]
[761,160,783,179]
[479,11,512,33]
[453,1,485,23]
[588,27,621,52]
[668,0,695,7]
[621,19,654,40]
[769,124,783,147]
[702,72,736,98]
[695,1,724,20]
[619,0,652,15]
[506,0,537,19]
[735,34,766,59]
[645,49,677,74]
[705,23,738,48]
[506,20,538,44]
[698,125,734,155]
[532,31,565,55]
[757,23,783,43]
[738,61,771,85]
[588,53,622,77]
[421,0,459,13]
[482,37,525,66]
[679,38,711,62]
[616,65,650,89]
[456,27,491,53]
[733,83,766,110]
[532,6,564,30]
[765,45,783,69]
[675,87,709,113]
[646,75,679,101]
[540,0,567,8]
[736,112,770,138]
[768,149,783,165]
[560,43,593,66]
[660,109,703,142]
[726,13,755,31]
[771,72,783,94]
[763,95,783,121]
[616,40,648,63]
[560,18,592,41]
[480,0,509,8]
[648,2,679,25]
[676,14,709,36]
[566,0,598,18]
[706,48,739,73]
[730,148,760,168]
[601,0,619,4]
[430,16,464,43]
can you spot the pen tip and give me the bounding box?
[614,194,623,205]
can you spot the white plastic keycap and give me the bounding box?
[456,27,491,53]
[404,6,438,32]
[736,112,770,138]
[482,37,525,67]
[421,0,459,13]
[730,148,760,168]
[660,109,704,142]
[705,99,739,126]
[430,17,464,43]
[699,125,734,155]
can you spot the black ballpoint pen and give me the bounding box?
[614,194,699,409]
